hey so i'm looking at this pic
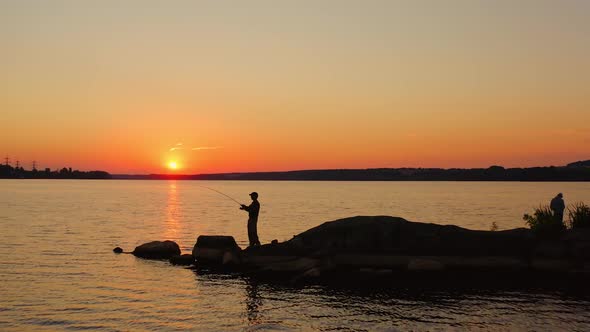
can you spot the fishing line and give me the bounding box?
[198,185,243,206]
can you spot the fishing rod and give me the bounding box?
[198,185,244,206]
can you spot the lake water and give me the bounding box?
[1,180,589,331]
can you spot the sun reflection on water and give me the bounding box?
[164,180,182,241]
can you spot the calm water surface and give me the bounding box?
[1,180,589,331]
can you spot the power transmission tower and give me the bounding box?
[15,160,20,168]
[32,160,37,171]
[4,156,9,166]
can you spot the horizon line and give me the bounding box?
[112,162,588,177]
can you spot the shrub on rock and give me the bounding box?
[568,202,590,229]
[523,205,565,239]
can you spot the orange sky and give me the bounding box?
[1,1,589,174]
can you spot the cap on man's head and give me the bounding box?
[249,192,258,198]
[558,193,563,197]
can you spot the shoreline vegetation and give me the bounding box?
[1,160,589,181]
[113,160,590,181]
[0,165,111,179]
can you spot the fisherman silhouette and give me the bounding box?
[240,192,261,247]
[550,193,565,223]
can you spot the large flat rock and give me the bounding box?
[285,216,534,257]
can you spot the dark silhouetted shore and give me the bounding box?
[2,160,588,181]
[115,160,590,182]
[0,165,111,179]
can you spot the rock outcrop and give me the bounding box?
[286,216,533,256]
[132,240,181,259]
[237,216,590,279]
[177,216,590,282]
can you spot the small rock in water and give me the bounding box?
[169,254,195,266]
[133,240,181,259]
[113,247,123,254]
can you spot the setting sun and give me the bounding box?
[167,161,178,170]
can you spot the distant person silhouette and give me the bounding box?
[240,192,261,247]
[550,193,565,222]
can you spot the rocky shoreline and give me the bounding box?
[118,216,590,283]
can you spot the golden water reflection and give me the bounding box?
[164,180,182,240]
[245,279,262,325]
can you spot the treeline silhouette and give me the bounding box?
[0,164,111,179]
[117,160,590,181]
[3,161,588,181]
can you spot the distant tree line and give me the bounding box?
[0,164,111,179]
[4,160,587,181]
[115,160,590,181]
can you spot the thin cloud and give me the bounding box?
[169,143,223,152]
[191,146,223,151]
[169,142,185,151]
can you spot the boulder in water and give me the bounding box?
[192,235,241,265]
[132,240,181,259]
[113,247,123,254]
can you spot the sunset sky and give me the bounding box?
[1,1,589,174]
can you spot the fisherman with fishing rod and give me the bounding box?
[240,192,261,247]
[198,185,262,247]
